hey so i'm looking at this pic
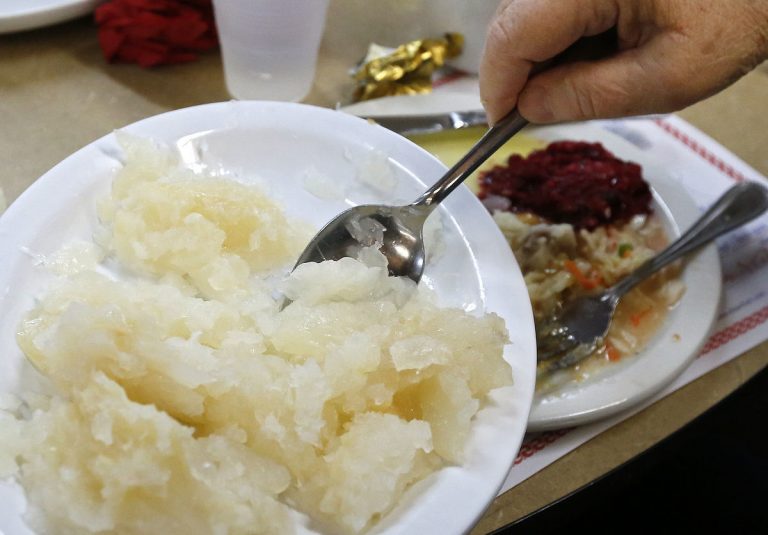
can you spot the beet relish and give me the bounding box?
[478,141,652,230]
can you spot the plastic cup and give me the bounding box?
[211,0,330,102]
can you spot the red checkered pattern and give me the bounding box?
[652,118,747,183]
[699,305,768,355]
[514,429,571,465]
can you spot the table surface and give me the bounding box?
[1,14,767,534]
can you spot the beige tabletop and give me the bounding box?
[1,13,767,534]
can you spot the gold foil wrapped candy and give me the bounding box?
[352,33,464,102]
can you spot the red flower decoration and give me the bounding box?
[95,0,218,68]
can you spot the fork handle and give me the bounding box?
[612,181,768,297]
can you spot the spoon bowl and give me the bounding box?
[293,203,431,282]
[291,109,529,280]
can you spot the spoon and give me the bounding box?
[291,108,529,282]
[536,181,768,377]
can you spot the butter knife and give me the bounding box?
[359,110,488,136]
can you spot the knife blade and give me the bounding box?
[359,110,489,136]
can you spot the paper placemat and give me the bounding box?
[498,114,768,494]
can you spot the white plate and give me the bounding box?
[0,101,537,534]
[0,0,97,34]
[341,91,483,117]
[524,122,721,431]
[341,94,721,432]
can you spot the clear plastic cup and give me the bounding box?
[212,0,330,102]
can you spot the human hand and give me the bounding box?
[479,0,768,124]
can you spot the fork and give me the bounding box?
[535,181,768,378]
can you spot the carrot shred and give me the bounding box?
[630,308,652,328]
[564,259,601,290]
[605,342,621,362]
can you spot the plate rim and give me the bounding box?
[0,0,98,34]
[340,91,484,118]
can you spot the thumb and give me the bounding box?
[518,37,701,123]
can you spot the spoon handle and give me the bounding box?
[411,108,528,209]
[612,181,768,297]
